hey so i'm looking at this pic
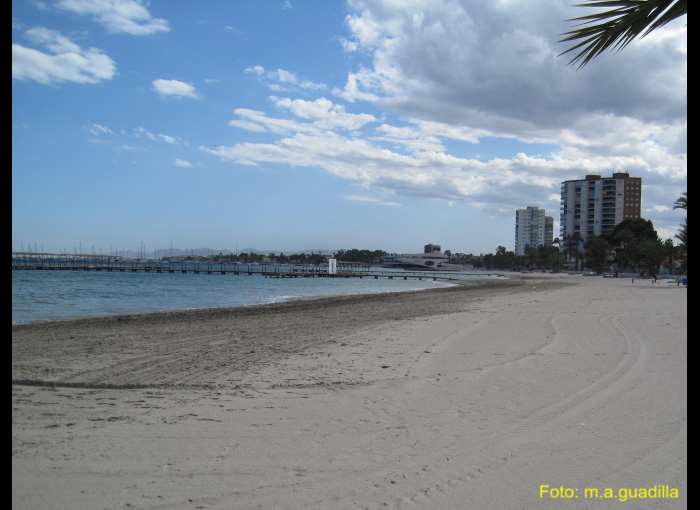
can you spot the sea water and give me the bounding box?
[12,269,495,324]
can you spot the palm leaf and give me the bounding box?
[673,191,687,210]
[559,0,687,69]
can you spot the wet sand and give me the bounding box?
[12,274,686,509]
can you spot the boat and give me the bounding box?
[383,244,466,271]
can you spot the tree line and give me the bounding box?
[184,249,386,265]
[198,251,329,265]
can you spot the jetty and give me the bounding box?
[11,252,492,281]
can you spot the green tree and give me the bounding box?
[481,253,494,269]
[525,247,539,269]
[545,244,565,272]
[663,238,680,275]
[608,218,658,272]
[491,246,516,270]
[675,227,687,273]
[673,191,687,247]
[494,245,507,269]
[676,225,687,250]
[584,235,611,273]
[673,191,687,271]
[334,249,386,264]
[560,0,687,68]
[562,232,583,270]
[639,238,666,276]
[673,191,687,211]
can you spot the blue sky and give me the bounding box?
[13,0,686,256]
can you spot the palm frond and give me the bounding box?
[559,0,687,69]
[673,191,687,210]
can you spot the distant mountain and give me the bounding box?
[238,248,337,256]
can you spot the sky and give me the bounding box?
[12,0,687,257]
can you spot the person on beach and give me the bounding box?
[652,273,657,284]
[632,274,635,283]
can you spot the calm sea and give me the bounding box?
[12,268,496,324]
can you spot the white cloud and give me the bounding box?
[202,101,686,235]
[299,80,328,91]
[338,1,686,129]
[332,67,380,102]
[55,0,170,36]
[346,195,401,206]
[134,127,156,140]
[245,65,327,92]
[338,36,358,53]
[228,117,268,133]
[332,0,686,233]
[372,124,445,153]
[275,69,297,84]
[12,27,116,85]
[132,128,182,145]
[229,97,376,135]
[205,1,685,238]
[229,108,310,135]
[272,97,376,130]
[245,65,265,77]
[152,79,200,99]
[88,124,113,135]
[174,159,193,167]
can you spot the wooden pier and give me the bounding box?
[11,252,490,281]
[11,252,372,277]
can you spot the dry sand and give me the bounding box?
[12,274,686,509]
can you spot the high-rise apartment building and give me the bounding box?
[559,172,642,245]
[545,216,554,246]
[515,206,554,256]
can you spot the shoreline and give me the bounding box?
[10,274,534,328]
[13,276,558,390]
[13,274,686,509]
[11,269,492,326]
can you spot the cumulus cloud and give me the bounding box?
[272,97,376,130]
[229,97,376,134]
[245,65,327,92]
[335,0,684,232]
[206,1,685,239]
[173,159,193,167]
[12,27,116,84]
[203,102,685,238]
[372,124,445,153]
[55,0,170,35]
[152,79,200,98]
[336,0,686,130]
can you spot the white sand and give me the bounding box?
[12,275,687,509]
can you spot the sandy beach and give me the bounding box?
[12,274,686,509]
